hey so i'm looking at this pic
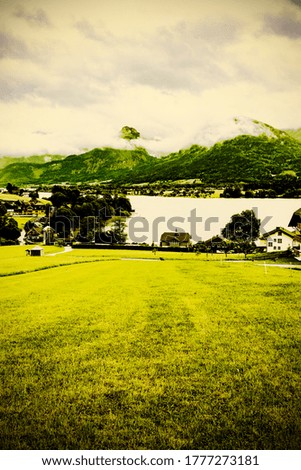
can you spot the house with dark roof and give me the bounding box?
[25,246,44,256]
[160,232,191,248]
[260,227,301,253]
[205,235,224,250]
[193,235,225,253]
[288,208,301,232]
[25,225,44,243]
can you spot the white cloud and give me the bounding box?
[0,0,301,156]
[14,5,52,27]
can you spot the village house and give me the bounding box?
[160,232,191,248]
[289,208,301,232]
[204,235,224,252]
[24,221,45,244]
[260,227,301,253]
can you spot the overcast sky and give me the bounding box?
[1,0,301,156]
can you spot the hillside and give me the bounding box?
[285,128,301,143]
[185,133,301,184]
[0,154,65,170]
[1,119,301,186]
[116,133,301,184]
[0,147,155,185]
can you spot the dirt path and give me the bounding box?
[46,246,73,256]
[255,263,301,270]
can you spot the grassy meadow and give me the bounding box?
[0,246,301,450]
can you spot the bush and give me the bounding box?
[0,239,19,246]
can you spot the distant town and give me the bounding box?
[0,182,301,262]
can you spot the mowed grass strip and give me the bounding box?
[0,246,243,277]
[0,257,301,449]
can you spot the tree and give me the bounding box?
[272,171,298,195]
[120,126,140,141]
[6,182,18,194]
[220,186,242,198]
[29,190,39,201]
[106,216,127,244]
[220,239,236,257]
[78,216,96,242]
[49,191,68,208]
[112,195,132,216]
[0,218,21,242]
[6,183,13,194]
[0,203,8,244]
[0,203,21,244]
[221,209,260,257]
[0,202,7,217]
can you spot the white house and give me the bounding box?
[261,227,301,253]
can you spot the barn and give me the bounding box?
[26,246,44,256]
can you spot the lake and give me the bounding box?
[127,196,301,245]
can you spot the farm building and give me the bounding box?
[25,222,44,244]
[194,235,225,252]
[205,235,224,251]
[26,246,44,256]
[260,227,301,253]
[160,232,191,247]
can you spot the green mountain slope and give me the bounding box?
[1,128,301,186]
[285,128,301,143]
[0,147,155,185]
[0,154,65,170]
[115,145,209,183]
[41,147,155,183]
[116,134,301,184]
[191,134,301,183]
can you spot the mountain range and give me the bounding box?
[1,117,301,186]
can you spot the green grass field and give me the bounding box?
[0,247,301,450]
[12,216,34,230]
[0,193,49,204]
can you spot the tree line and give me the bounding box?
[46,185,132,244]
[0,202,21,245]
